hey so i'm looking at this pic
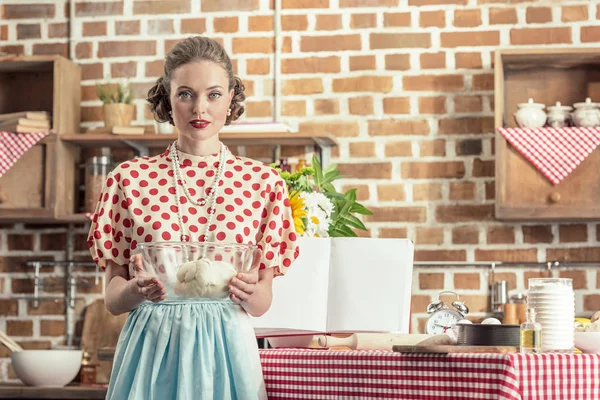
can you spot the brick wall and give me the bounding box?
[1,0,600,381]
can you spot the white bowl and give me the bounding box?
[10,350,82,387]
[575,332,600,354]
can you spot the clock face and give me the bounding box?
[426,309,463,335]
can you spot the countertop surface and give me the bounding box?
[0,384,107,399]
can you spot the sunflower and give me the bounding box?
[289,192,307,235]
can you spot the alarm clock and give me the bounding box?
[425,291,469,335]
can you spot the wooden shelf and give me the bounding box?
[60,132,337,148]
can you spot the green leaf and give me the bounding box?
[344,189,357,203]
[341,214,367,231]
[330,224,357,237]
[350,202,373,215]
[312,155,323,188]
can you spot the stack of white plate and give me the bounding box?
[527,278,574,352]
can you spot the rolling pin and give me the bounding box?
[317,333,438,350]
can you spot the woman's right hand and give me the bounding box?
[127,254,166,303]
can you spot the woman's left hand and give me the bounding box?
[229,267,260,303]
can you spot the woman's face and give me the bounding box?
[169,60,234,141]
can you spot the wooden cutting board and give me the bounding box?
[393,345,519,354]
[80,299,128,384]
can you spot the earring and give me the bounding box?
[227,108,231,117]
[169,111,172,116]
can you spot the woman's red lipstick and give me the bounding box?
[190,119,210,129]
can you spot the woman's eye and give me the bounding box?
[178,92,191,99]
[209,92,222,100]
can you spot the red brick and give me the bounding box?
[438,117,494,134]
[455,96,483,113]
[522,225,554,244]
[416,227,444,245]
[7,321,33,337]
[116,20,140,35]
[584,295,600,311]
[232,37,273,53]
[83,21,106,37]
[281,100,306,117]
[283,78,323,95]
[546,248,600,262]
[489,8,517,25]
[0,300,18,316]
[454,9,481,27]
[98,41,155,57]
[419,139,445,157]
[419,96,447,114]
[333,76,393,93]
[383,97,411,114]
[40,320,65,336]
[75,42,92,59]
[282,0,329,8]
[413,183,442,201]
[282,56,340,74]
[383,12,411,27]
[420,11,445,28]
[315,14,342,30]
[456,139,482,155]
[385,54,411,71]
[420,52,446,69]
[148,19,174,35]
[526,7,552,24]
[33,43,68,57]
[452,226,479,244]
[475,249,538,262]
[145,60,164,77]
[414,250,467,262]
[349,142,376,158]
[349,55,376,71]
[403,161,465,179]
[454,273,480,289]
[351,14,377,28]
[442,31,500,47]
[436,205,494,222]
[385,142,414,157]
[404,75,463,92]
[511,27,572,45]
[473,159,494,177]
[380,228,408,238]
[473,73,494,91]
[248,16,272,32]
[349,97,374,115]
[301,34,361,52]
[369,120,429,136]
[562,5,588,22]
[110,61,137,78]
[338,163,392,179]
[581,27,600,43]
[282,15,308,31]
[314,99,339,115]
[364,207,427,223]
[17,24,41,40]
[419,273,444,290]
[341,0,397,5]
[133,0,189,14]
[298,121,359,137]
[180,18,206,34]
[449,181,475,200]
[559,224,588,243]
[213,17,238,33]
[247,59,270,75]
[246,101,271,118]
[410,0,467,4]
[487,226,515,244]
[558,270,588,290]
[75,1,123,16]
[11,279,33,294]
[0,45,24,55]
[370,33,431,49]
[0,25,8,41]
[377,184,406,202]
[7,234,33,251]
[3,4,54,19]
[48,22,68,38]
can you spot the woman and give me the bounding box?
[88,36,299,399]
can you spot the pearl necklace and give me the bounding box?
[170,141,226,246]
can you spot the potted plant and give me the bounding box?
[96,82,135,128]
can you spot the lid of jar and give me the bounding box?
[546,101,573,112]
[516,98,545,109]
[573,97,599,109]
[86,156,112,165]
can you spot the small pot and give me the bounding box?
[546,101,573,128]
[571,97,600,128]
[103,103,135,128]
[514,98,546,129]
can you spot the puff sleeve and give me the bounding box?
[87,169,133,271]
[256,177,299,276]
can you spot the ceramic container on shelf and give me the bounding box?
[514,98,547,129]
[571,98,600,127]
[546,101,573,128]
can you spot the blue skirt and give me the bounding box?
[106,299,267,400]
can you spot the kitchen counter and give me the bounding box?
[0,384,107,399]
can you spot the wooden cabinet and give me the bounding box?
[495,48,600,220]
[0,55,81,222]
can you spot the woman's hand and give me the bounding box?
[229,267,260,303]
[127,254,165,303]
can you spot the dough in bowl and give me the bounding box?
[174,259,237,298]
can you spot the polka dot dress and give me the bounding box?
[88,143,299,275]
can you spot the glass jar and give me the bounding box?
[80,350,97,384]
[84,156,113,214]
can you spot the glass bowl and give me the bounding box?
[134,241,257,300]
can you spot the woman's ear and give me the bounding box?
[229,88,234,102]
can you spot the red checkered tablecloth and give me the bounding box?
[259,349,600,399]
[498,127,600,185]
[0,131,51,178]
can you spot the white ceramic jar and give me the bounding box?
[546,101,573,128]
[571,98,600,127]
[514,98,547,129]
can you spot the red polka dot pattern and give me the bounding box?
[88,145,299,275]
